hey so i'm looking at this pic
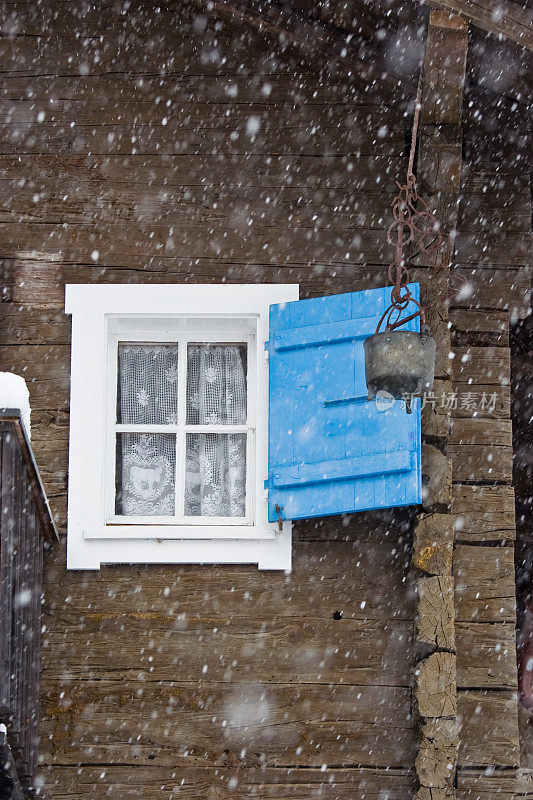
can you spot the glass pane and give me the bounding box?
[115,433,176,516]
[117,343,179,425]
[185,433,246,517]
[186,344,247,425]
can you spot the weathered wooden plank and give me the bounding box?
[0,222,396,266]
[452,484,515,542]
[0,110,403,155]
[0,0,411,91]
[450,385,510,418]
[450,308,509,347]
[0,345,70,412]
[449,444,513,482]
[427,382,510,419]
[454,544,516,623]
[5,260,418,309]
[0,153,404,192]
[10,443,24,743]
[29,422,68,500]
[2,258,521,317]
[0,73,391,106]
[28,505,42,781]
[461,165,530,188]
[454,230,529,266]
[452,347,510,385]
[293,507,415,542]
[460,170,530,196]
[457,768,518,799]
[417,0,533,50]
[449,418,512,447]
[457,691,520,767]
[0,28,349,78]
[41,539,414,621]
[420,11,468,126]
[40,614,414,686]
[456,622,517,689]
[0,306,70,346]
[458,199,531,235]
[0,99,402,133]
[450,265,530,318]
[39,680,416,768]
[29,764,418,799]
[0,184,398,229]
[0,432,14,712]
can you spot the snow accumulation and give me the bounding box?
[0,372,31,438]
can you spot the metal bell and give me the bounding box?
[364,328,436,413]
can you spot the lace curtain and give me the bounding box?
[185,345,247,517]
[115,343,247,518]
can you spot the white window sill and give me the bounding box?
[83,525,278,540]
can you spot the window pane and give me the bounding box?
[117,343,179,425]
[185,433,246,517]
[115,433,176,516]
[186,344,247,425]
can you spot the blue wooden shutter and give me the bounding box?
[266,284,421,522]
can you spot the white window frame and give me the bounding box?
[65,283,299,571]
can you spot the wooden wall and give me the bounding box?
[0,2,422,798]
[0,1,530,798]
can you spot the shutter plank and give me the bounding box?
[272,451,414,488]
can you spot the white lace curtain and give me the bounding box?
[116,343,247,518]
[185,345,247,517]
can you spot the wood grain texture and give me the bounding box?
[456,622,517,689]
[450,309,509,347]
[457,691,520,767]
[454,544,516,623]
[415,652,457,717]
[451,347,510,386]
[39,679,416,768]
[450,265,530,318]
[450,418,512,446]
[452,484,516,542]
[417,0,533,49]
[416,717,459,789]
[41,539,415,622]
[448,443,513,482]
[457,767,519,798]
[40,601,415,686]
[416,575,456,654]
[36,764,418,799]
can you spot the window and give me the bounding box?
[66,284,298,571]
[67,283,422,571]
[110,329,253,524]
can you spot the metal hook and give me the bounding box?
[274,504,284,532]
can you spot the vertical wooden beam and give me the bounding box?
[413,11,468,800]
[417,11,468,378]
